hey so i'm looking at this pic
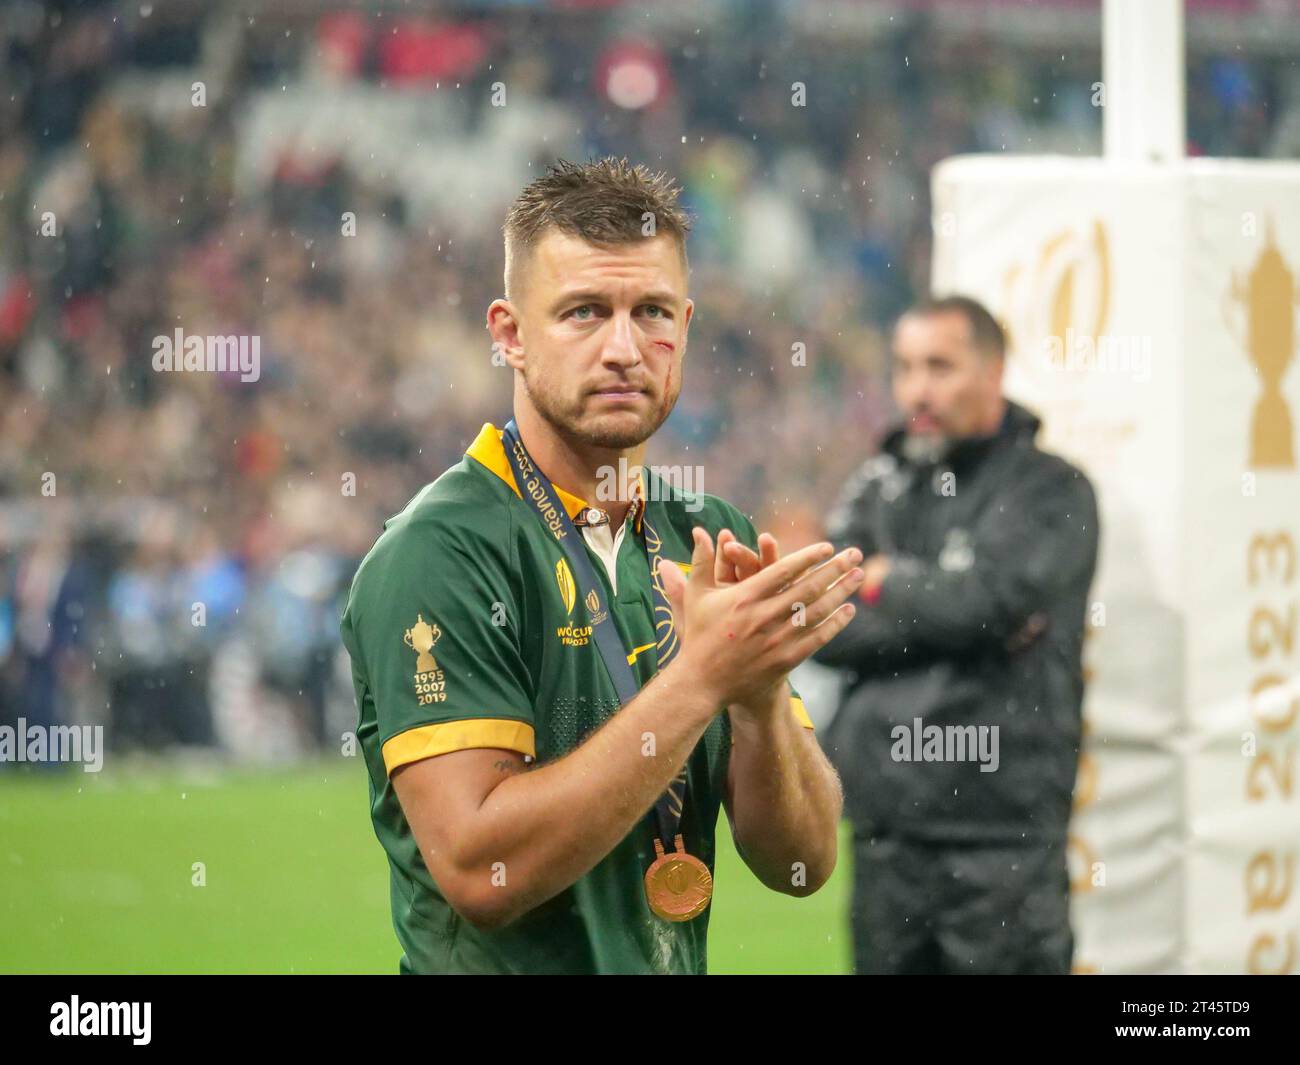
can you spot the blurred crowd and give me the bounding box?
[2,0,1297,761]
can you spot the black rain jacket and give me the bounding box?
[814,401,1100,844]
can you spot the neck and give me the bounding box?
[978,396,1008,437]
[513,402,647,528]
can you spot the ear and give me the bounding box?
[681,297,694,354]
[487,299,526,370]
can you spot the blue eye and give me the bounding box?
[572,305,593,320]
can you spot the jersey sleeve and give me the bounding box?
[342,513,536,775]
[709,500,815,731]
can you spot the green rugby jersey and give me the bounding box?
[340,422,813,975]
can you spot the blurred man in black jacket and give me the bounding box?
[812,295,1099,975]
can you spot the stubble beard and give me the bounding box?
[523,363,680,450]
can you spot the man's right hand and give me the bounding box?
[659,527,865,708]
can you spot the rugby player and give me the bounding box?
[340,157,862,974]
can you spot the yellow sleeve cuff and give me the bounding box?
[382,718,536,775]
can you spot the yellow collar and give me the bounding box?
[466,422,647,530]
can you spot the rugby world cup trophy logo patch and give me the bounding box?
[585,588,607,626]
[403,614,442,674]
[1225,217,1298,469]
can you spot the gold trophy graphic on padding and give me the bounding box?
[1226,217,1298,470]
[403,614,442,674]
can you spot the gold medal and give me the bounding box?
[644,834,713,922]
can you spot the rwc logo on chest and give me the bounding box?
[555,560,604,644]
[556,623,593,647]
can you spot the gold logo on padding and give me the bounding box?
[403,614,441,674]
[1226,217,1296,469]
[556,558,576,615]
[585,589,600,613]
[1002,218,1111,364]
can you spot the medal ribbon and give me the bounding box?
[500,420,689,853]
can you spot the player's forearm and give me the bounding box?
[451,649,724,927]
[727,690,842,895]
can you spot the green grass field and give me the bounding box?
[0,763,852,974]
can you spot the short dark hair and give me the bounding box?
[503,157,692,300]
[907,295,1006,359]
